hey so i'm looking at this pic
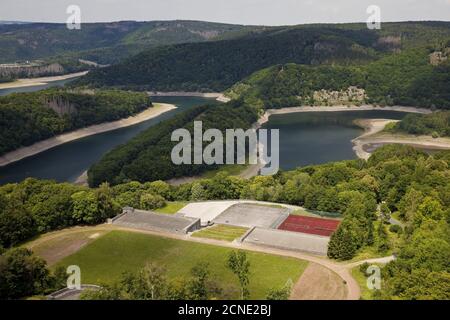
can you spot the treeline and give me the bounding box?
[389,111,450,137]
[0,88,150,155]
[226,48,450,110]
[87,101,259,187]
[0,247,67,300]
[0,180,121,248]
[73,26,383,91]
[81,251,290,300]
[74,22,450,93]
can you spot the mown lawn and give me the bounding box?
[56,230,307,299]
[191,224,248,242]
[154,201,188,214]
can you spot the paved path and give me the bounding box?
[346,255,396,268]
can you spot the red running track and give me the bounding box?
[278,215,340,237]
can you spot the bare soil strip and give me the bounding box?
[290,262,347,300]
[0,103,176,167]
[0,71,89,89]
[353,119,450,160]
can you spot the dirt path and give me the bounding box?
[290,263,347,300]
[24,226,112,266]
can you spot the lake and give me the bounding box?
[263,110,407,170]
[0,96,216,184]
[0,82,411,184]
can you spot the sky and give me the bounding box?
[1,0,449,25]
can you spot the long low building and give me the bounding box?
[112,208,200,234]
[243,227,330,255]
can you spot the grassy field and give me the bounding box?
[23,226,111,266]
[154,201,188,214]
[192,224,248,242]
[56,230,307,299]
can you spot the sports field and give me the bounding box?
[191,224,248,242]
[278,215,340,236]
[56,230,307,299]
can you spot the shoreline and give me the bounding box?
[352,119,450,160]
[0,71,89,89]
[148,91,231,103]
[258,105,432,126]
[256,104,447,160]
[0,103,176,167]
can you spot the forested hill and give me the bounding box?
[0,89,150,155]
[75,22,450,92]
[0,20,257,65]
[87,101,259,187]
[225,49,450,109]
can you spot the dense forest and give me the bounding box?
[0,21,256,65]
[87,101,259,187]
[226,49,450,109]
[0,146,448,299]
[388,111,450,137]
[75,22,450,94]
[0,89,150,155]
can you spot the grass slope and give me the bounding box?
[56,230,307,299]
[154,201,188,214]
[192,224,248,242]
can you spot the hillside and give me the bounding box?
[87,101,258,187]
[225,48,450,109]
[0,20,256,65]
[0,89,150,155]
[388,111,450,137]
[75,22,450,92]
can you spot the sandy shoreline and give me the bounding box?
[259,105,431,125]
[148,91,231,102]
[352,119,450,160]
[0,71,89,89]
[256,104,447,160]
[0,103,176,167]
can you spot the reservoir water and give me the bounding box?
[0,96,216,184]
[0,79,410,184]
[263,110,407,170]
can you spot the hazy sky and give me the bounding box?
[1,0,449,25]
